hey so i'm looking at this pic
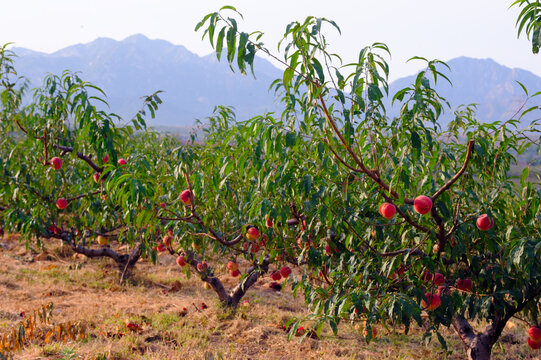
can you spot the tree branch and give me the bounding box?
[432,140,475,201]
[52,144,103,173]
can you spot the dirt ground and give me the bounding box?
[0,233,538,360]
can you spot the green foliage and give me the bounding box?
[511,0,541,53]
[1,5,541,356]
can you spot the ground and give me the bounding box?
[0,233,538,360]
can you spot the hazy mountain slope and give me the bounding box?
[10,36,541,127]
[11,34,282,126]
[387,57,541,127]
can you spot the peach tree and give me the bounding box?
[196,6,541,359]
[0,44,165,276]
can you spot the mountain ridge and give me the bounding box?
[8,34,541,127]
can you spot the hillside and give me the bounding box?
[9,36,541,128]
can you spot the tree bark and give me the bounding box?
[186,251,269,308]
[452,316,499,360]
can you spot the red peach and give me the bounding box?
[50,157,62,170]
[179,189,192,205]
[379,203,396,220]
[56,198,68,210]
[476,214,494,231]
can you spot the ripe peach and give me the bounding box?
[176,255,187,267]
[56,198,68,210]
[476,214,494,231]
[528,326,541,343]
[93,173,101,183]
[197,261,208,272]
[433,273,445,286]
[528,337,541,349]
[270,271,282,281]
[179,189,192,205]
[422,292,441,310]
[413,195,432,215]
[456,278,473,292]
[102,154,109,164]
[280,266,292,278]
[156,243,167,252]
[246,227,260,241]
[117,158,127,166]
[97,235,108,246]
[379,202,396,220]
[226,261,238,272]
[50,157,62,170]
[229,269,240,277]
[265,216,273,228]
[162,235,172,246]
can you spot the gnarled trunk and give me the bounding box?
[186,251,269,308]
[453,316,505,360]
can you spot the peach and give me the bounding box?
[179,189,192,205]
[379,203,396,220]
[413,195,432,215]
[476,214,494,231]
[50,157,62,170]
[56,198,68,210]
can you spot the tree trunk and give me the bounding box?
[186,251,269,309]
[465,336,492,360]
[452,316,495,360]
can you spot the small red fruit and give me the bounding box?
[93,172,101,183]
[433,273,445,286]
[226,261,238,272]
[379,203,396,220]
[229,269,240,277]
[176,255,187,267]
[413,195,433,215]
[156,243,167,252]
[456,278,473,292]
[280,266,292,278]
[56,198,68,210]
[265,216,273,228]
[528,326,541,343]
[162,235,172,246]
[160,202,166,208]
[179,189,192,205]
[102,154,109,164]
[117,158,127,166]
[201,302,208,309]
[270,271,282,281]
[476,214,494,231]
[50,157,62,170]
[197,261,208,272]
[246,227,260,241]
[528,338,541,349]
[422,292,441,310]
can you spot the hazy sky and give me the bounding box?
[1,0,538,81]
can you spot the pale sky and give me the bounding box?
[1,0,538,81]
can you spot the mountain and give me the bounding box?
[9,36,541,128]
[387,57,541,127]
[11,34,283,127]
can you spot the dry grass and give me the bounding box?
[0,233,538,360]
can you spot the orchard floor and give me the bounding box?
[0,234,537,360]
